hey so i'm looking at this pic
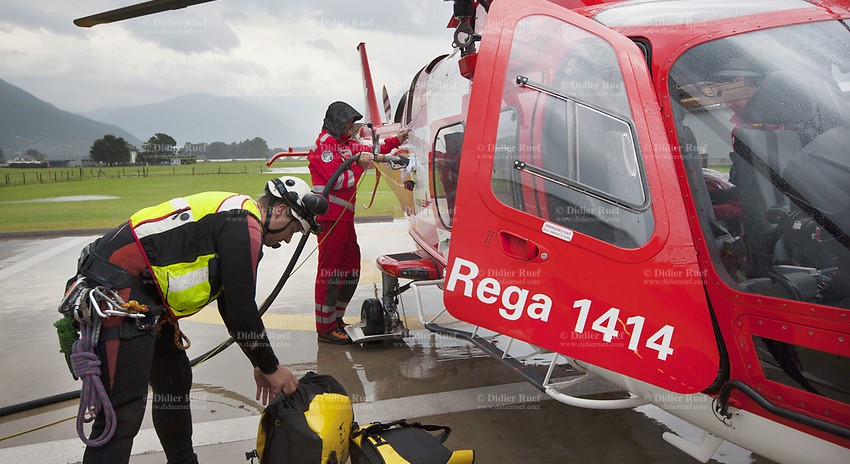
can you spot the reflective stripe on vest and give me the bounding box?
[130,192,261,317]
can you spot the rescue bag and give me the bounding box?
[249,371,353,464]
[350,420,474,464]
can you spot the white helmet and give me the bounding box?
[264,176,328,234]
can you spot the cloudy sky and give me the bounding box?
[0,0,455,145]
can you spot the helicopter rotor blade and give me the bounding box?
[74,0,218,28]
[382,85,392,123]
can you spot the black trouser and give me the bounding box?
[82,317,197,464]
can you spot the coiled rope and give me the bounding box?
[69,320,116,447]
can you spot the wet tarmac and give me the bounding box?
[0,220,775,463]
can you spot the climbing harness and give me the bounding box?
[57,276,159,447]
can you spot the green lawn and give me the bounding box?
[0,161,402,232]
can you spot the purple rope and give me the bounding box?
[70,321,116,447]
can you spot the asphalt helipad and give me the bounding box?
[0,220,773,463]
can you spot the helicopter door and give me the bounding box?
[445,1,720,393]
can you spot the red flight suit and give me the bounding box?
[308,129,401,333]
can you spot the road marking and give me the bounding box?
[0,236,92,282]
[185,310,322,331]
[184,310,421,332]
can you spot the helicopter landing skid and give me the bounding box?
[344,322,407,344]
[409,279,645,409]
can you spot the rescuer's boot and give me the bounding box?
[318,327,352,345]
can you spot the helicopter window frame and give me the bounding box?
[515,75,650,212]
[405,65,427,126]
[394,91,408,124]
[753,336,850,407]
[490,107,524,212]
[631,37,652,69]
[484,14,656,249]
[406,54,450,126]
[431,122,466,229]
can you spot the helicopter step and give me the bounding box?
[345,250,443,344]
[376,251,440,280]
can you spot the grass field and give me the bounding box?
[0,160,734,233]
[0,160,403,233]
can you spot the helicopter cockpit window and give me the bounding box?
[433,123,465,228]
[670,20,850,311]
[490,15,654,248]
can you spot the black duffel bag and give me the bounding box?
[249,372,353,464]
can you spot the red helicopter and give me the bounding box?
[75,1,850,462]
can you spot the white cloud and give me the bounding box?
[0,0,455,144]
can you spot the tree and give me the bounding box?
[90,135,131,165]
[205,142,230,159]
[243,137,270,158]
[0,146,5,163]
[140,132,177,164]
[25,148,47,161]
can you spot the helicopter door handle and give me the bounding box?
[499,231,542,261]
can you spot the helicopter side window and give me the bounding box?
[670,21,850,310]
[489,16,654,248]
[433,123,465,228]
[394,91,408,124]
[491,108,523,211]
[753,336,850,406]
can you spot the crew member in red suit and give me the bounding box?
[308,101,409,344]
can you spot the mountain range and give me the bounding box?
[0,78,142,159]
[83,94,293,151]
[0,78,315,160]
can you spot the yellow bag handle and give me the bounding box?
[447,449,475,464]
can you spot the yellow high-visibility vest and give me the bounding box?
[130,192,261,317]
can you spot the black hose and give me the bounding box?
[321,154,361,197]
[717,379,850,440]
[0,156,364,419]
[188,231,311,366]
[0,391,81,418]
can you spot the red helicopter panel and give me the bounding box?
[445,0,720,393]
